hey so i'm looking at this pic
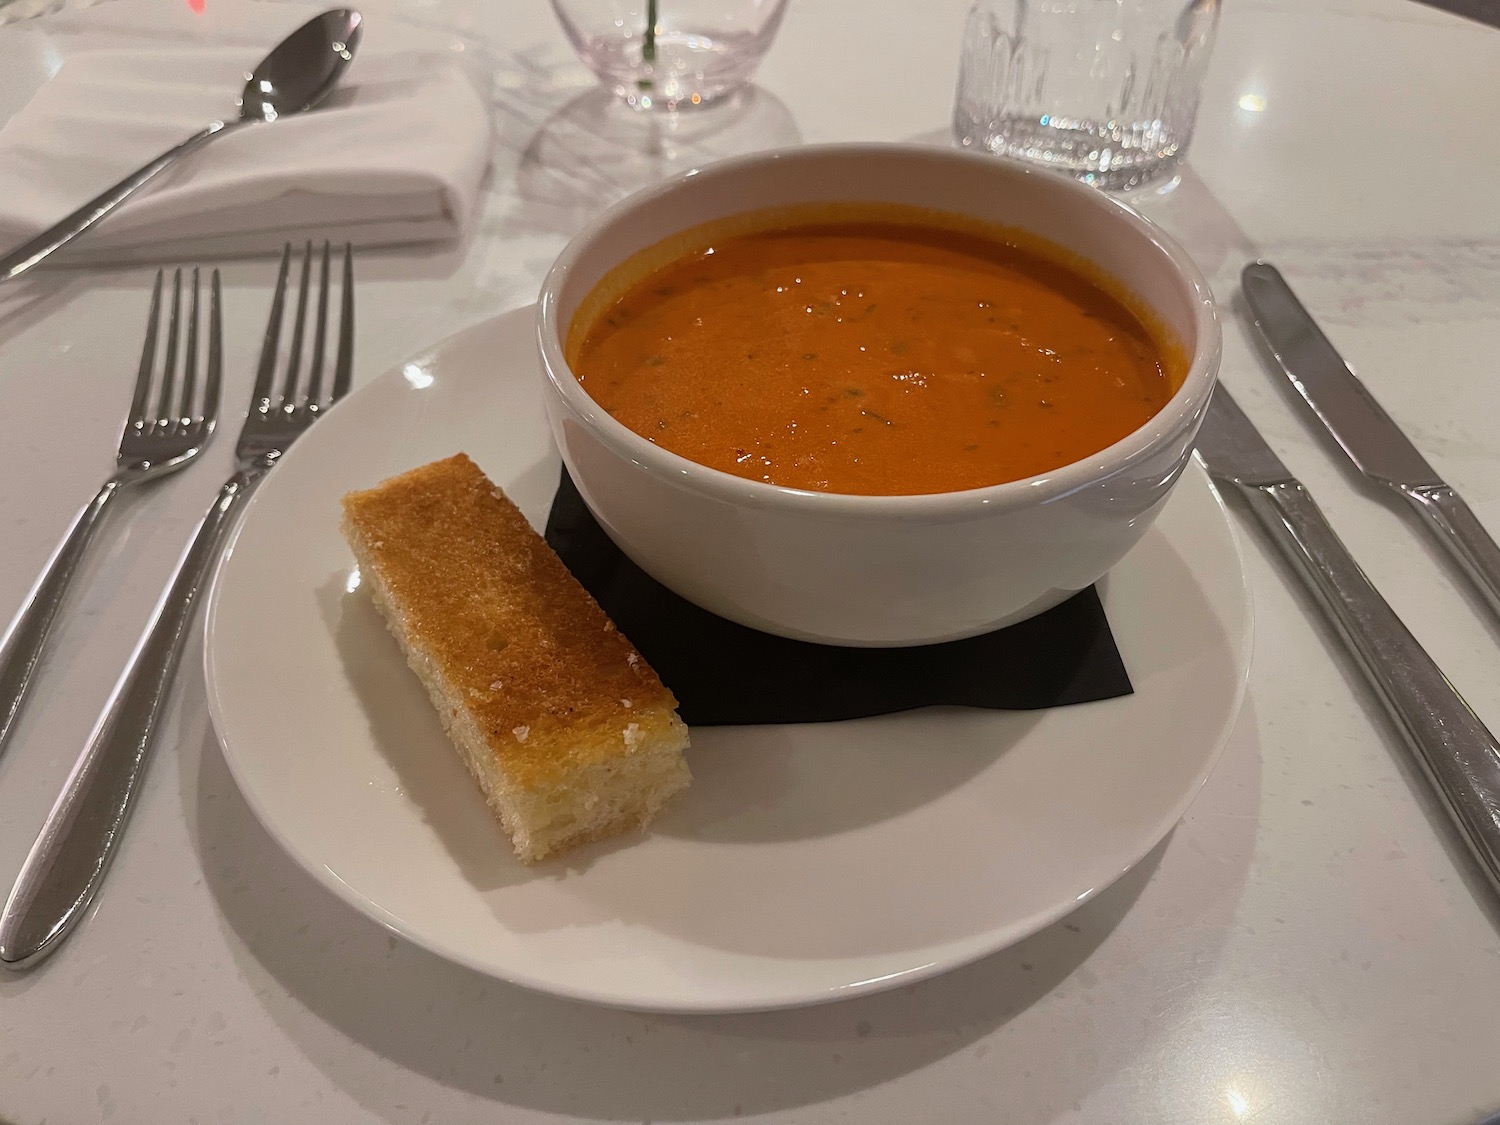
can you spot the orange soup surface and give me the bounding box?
[569,216,1177,496]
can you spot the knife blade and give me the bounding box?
[1198,385,1500,898]
[1241,260,1500,624]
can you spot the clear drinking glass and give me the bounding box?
[551,0,791,111]
[953,0,1220,192]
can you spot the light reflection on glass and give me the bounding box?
[403,363,434,389]
[1237,93,1267,113]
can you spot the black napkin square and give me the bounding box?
[544,471,1132,726]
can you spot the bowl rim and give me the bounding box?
[536,141,1221,517]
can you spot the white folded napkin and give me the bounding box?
[0,37,493,263]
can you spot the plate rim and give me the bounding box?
[203,304,1254,1014]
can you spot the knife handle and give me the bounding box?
[1235,478,1500,892]
[1397,483,1500,626]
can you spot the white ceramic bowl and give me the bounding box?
[537,144,1220,646]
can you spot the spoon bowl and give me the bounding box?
[240,9,362,123]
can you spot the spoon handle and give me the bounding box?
[0,118,249,283]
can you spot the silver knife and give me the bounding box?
[1241,261,1500,624]
[1198,385,1500,895]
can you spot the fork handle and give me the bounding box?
[0,468,263,969]
[0,480,123,757]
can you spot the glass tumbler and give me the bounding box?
[953,0,1220,191]
[551,0,791,110]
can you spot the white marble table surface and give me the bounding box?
[2,0,1499,1121]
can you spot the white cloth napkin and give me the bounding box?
[0,37,493,262]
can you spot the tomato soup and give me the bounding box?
[566,209,1180,496]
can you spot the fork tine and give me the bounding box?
[332,243,354,404]
[179,268,199,431]
[306,242,331,407]
[252,245,293,414]
[281,241,313,406]
[204,270,223,429]
[129,271,164,428]
[156,269,182,426]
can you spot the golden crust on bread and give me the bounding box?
[340,454,690,861]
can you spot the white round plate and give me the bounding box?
[204,305,1252,1014]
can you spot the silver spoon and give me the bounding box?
[0,8,363,283]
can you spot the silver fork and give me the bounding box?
[0,242,354,970]
[0,269,222,759]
